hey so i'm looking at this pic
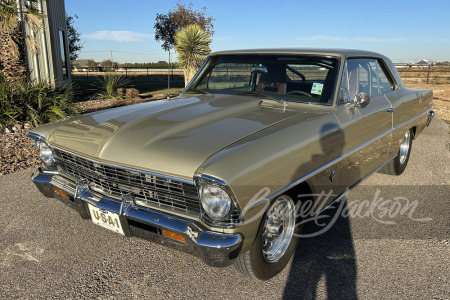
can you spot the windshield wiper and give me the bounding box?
[184,88,210,94]
[237,91,274,99]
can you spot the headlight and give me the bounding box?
[200,183,232,220]
[35,139,55,166]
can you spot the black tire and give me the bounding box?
[379,129,413,176]
[234,195,301,280]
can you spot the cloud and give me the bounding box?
[296,35,409,42]
[83,31,153,42]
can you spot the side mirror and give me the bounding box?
[350,92,370,110]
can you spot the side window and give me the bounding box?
[375,61,395,94]
[338,61,349,104]
[59,29,68,79]
[338,58,394,105]
[339,59,372,103]
[369,61,381,95]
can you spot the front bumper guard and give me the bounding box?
[31,168,242,268]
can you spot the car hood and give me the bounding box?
[47,94,311,179]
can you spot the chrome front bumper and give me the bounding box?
[31,168,242,267]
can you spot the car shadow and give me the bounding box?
[283,123,357,299]
[282,199,357,300]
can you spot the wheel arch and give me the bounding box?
[243,180,314,251]
[284,180,315,205]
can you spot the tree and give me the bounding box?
[171,2,214,35]
[0,0,43,82]
[154,2,214,51]
[154,13,177,52]
[100,59,116,69]
[86,59,97,68]
[66,14,83,62]
[174,24,211,86]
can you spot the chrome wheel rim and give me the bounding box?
[399,130,411,165]
[262,196,296,262]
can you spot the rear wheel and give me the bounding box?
[234,195,300,280]
[379,129,413,176]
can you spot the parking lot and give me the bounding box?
[0,118,448,299]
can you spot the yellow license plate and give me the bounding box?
[88,204,125,235]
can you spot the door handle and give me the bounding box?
[386,108,395,113]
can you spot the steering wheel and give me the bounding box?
[287,90,312,97]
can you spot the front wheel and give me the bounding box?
[234,195,300,280]
[379,129,413,176]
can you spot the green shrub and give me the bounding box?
[0,74,21,126]
[92,73,132,99]
[17,79,78,126]
[0,72,78,127]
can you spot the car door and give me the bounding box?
[333,58,393,189]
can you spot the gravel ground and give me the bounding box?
[0,125,40,176]
[0,117,448,300]
[0,97,162,176]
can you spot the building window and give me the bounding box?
[59,29,68,79]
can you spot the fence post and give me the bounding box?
[125,67,128,78]
[426,65,430,84]
[147,67,149,80]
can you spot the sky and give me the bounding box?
[65,0,450,64]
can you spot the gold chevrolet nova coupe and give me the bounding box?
[29,49,434,280]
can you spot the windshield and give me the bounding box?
[185,55,339,104]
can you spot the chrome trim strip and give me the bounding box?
[52,146,194,185]
[183,56,210,92]
[27,132,47,142]
[199,174,228,186]
[247,108,433,210]
[393,107,433,131]
[197,174,243,227]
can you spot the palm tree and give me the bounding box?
[0,0,42,82]
[174,24,211,86]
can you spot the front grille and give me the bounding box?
[53,149,201,216]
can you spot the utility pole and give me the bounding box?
[167,50,171,99]
[110,50,113,70]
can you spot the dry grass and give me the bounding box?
[398,67,450,125]
[397,66,450,85]
[404,83,450,125]
[140,87,184,98]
